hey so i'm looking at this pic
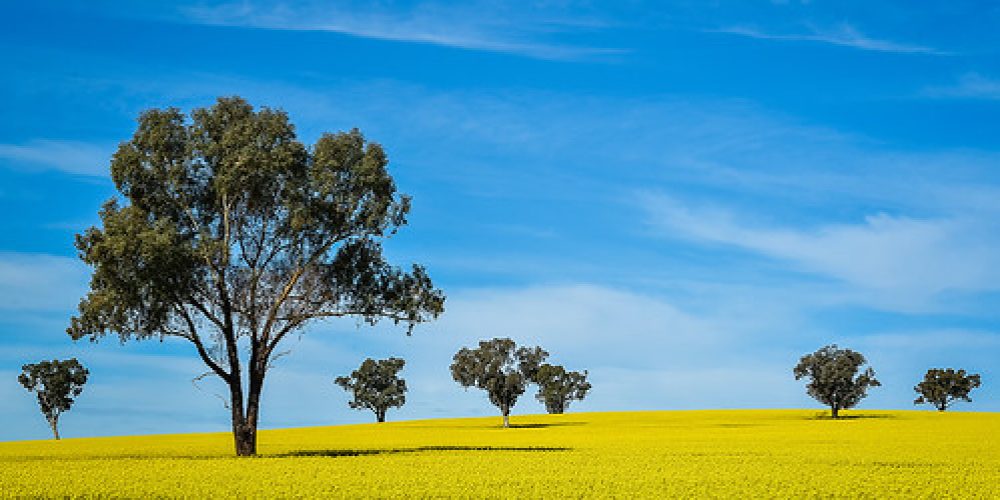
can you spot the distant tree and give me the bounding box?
[67,97,444,456]
[914,368,982,411]
[450,338,548,427]
[335,357,407,422]
[18,359,89,440]
[793,345,880,419]
[533,363,591,414]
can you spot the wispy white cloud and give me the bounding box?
[0,139,111,177]
[712,24,946,55]
[181,1,620,60]
[922,73,1000,100]
[0,253,89,312]
[641,194,1000,308]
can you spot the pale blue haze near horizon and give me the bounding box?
[1,1,999,441]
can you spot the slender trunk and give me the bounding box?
[376,409,386,423]
[229,375,255,457]
[831,405,839,419]
[235,370,264,457]
[502,405,510,428]
[48,417,60,440]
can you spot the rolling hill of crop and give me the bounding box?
[1,410,997,497]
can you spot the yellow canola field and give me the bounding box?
[1,410,998,498]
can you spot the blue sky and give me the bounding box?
[2,1,1000,440]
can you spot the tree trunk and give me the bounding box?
[552,400,565,414]
[233,416,257,457]
[237,371,264,457]
[229,375,259,457]
[376,409,386,423]
[502,405,510,428]
[831,405,839,419]
[48,417,60,440]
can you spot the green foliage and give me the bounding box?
[18,358,89,440]
[68,97,444,455]
[450,338,548,427]
[335,358,407,422]
[533,364,591,414]
[914,368,982,411]
[793,345,880,418]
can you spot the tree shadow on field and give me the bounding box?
[505,422,586,429]
[274,445,571,458]
[4,447,572,462]
[805,413,897,421]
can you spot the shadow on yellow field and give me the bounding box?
[504,421,587,429]
[275,445,571,458]
[804,413,898,420]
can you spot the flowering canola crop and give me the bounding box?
[0,410,997,498]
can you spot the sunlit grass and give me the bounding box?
[1,410,997,497]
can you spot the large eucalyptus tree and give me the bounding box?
[69,97,444,456]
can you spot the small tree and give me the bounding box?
[914,368,982,411]
[335,357,407,422]
[18,359,89,440]
[450,338,548,427]
[793,344,880,418]
[533,363,591,414]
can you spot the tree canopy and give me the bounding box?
[18,358,89,440]
[914,368,982,411]
[533,363,591,414]
[335,357,407,422]
[793,345,880,418]
[450,338,548,427]
[68,97,444,455]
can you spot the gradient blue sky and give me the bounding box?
[2,1,1000,441]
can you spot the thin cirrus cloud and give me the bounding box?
[179,1,621,61]
[711,24,947,55]
[0,139,112,177]
[0,253,90,312]
[922,73,1000,100]
[640,194,1000,307]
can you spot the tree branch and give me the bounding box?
[262,308,417,362]
[257,235,342,350]
[174,306,231,383]
[187,297,226,332]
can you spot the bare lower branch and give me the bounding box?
[192,371,231,410]
[175,305,231,383]
[263,309,417,361]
